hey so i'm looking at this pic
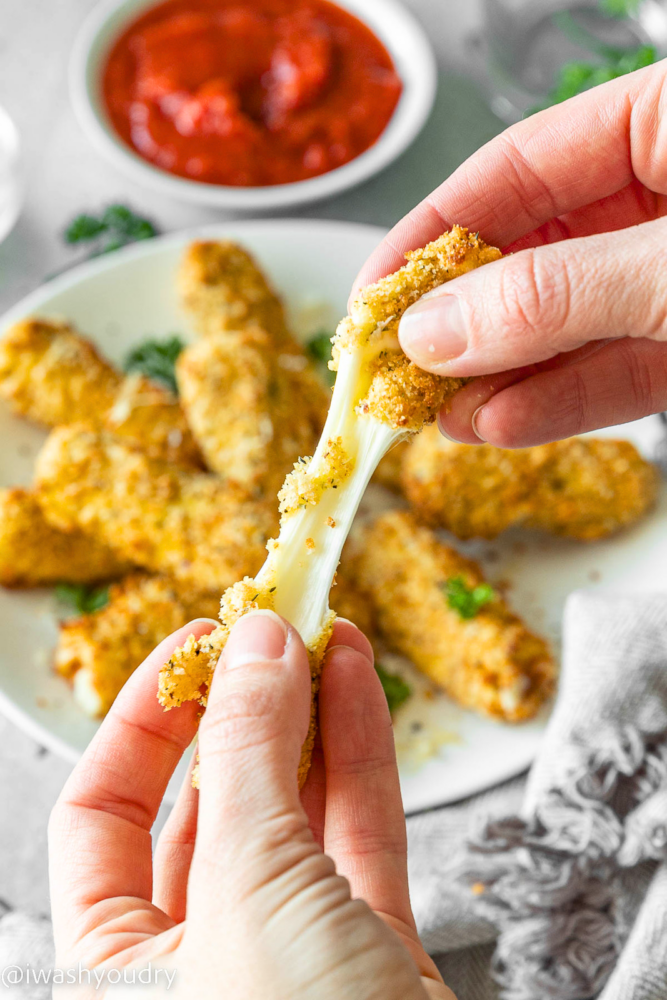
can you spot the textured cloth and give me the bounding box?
[408,591,667,1000]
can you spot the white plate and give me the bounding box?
[0,218,664,814]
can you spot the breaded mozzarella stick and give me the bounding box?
[0,487,129,588]
[402,426,659,541]
[56,574,220,717]
[355,510,554,722]
[35,426,277,593]
[159,227,502,787]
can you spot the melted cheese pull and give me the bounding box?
[158,226,502,787]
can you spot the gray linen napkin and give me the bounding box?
[408,591,667,1000]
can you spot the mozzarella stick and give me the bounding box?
[355,511,554,722]
[0,318,121,424]
[176,327,328,496]
[158,227,502,786]
[178,240,292,345]
[402,426,659,541]
[0,487,130,588]
[34,426,277,592]
[0,318,200,467]
[56,574,220,717]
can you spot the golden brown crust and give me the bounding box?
[55,574,220,716]
[178,241,291,344]
[0,487,130,588]
[105,372,202,469]
[158,579,334,788]
[176,328,327,496]
[0,318,201,467]
[0,318,121,426]
[332,226,502,432]
[34,426,277,592]
[402,428,659,541]
[355,510,554,722]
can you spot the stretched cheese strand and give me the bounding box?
[158,227,502,785]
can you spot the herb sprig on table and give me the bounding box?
[123,336,185,395]
[375,663,412,714]
[442,576,495,621]
[65,205,158,257]
[55,583,110,615]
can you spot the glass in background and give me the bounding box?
[474,0,667,122]
[0,105,21,245]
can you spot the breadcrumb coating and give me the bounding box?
[176,328,327,496]
[0,318,121,425]
[0,487,130,588]
[34,426,277,592]
[332,226,502,431]
[158,578,334,788]
[402,427,659,541]
[278,437,352,516]
[55,574,220,717]
[355,511,554,722]
[0,318,201,467]
[105,371,202,468]
[178,240,291,344]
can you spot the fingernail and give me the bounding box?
[399,295,467,366]
[436,411,464,443]
[189,617,220,627]
[224,609,287,669]
[471,406,487,442]
[326,642,373,666]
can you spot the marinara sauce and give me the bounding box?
[102,0,403,187]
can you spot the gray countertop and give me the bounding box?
[0,0,503,916]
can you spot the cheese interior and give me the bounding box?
[253,344,403,648]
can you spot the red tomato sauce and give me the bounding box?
[102,0,403,187]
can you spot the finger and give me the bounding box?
[188,610,315,897]
[299,619,374,847]
[398,217,667,378]
[49,619,216,949]
[319,642,413,929]
[508,176,667,253]
[152,747,200,923]
[352,61,667,294]
[438,341,614,444]
[470,336,667,447]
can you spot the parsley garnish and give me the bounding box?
[443,577,495,620]
[599,0,640,15]
[544,44,655,108]
[64,204,158,257]
[306,330,336,386]
[123,335,185,395]
[375,663,412,714]
[55,583,110,615]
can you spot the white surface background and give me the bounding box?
[0,0,501,915]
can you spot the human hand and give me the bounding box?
[49,612,454,1000]
[355,60,667,447]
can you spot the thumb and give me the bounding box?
[191,610,314,877]
[398,216,667,377]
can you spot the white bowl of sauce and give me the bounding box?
[70,0,437,210]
